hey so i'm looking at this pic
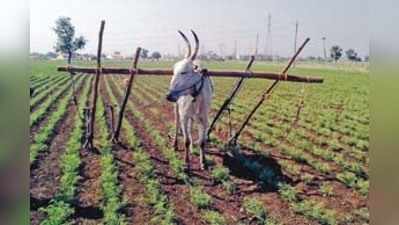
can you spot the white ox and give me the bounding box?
[166,30,213,171]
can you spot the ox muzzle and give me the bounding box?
[166,91,179,102]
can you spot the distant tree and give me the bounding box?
[141,48,149,59]
[53,17,87,64]
[330,45,343,62]
[306,56,316,61]
[345,49,359,61]
[151,51,162,60]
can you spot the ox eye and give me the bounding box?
[180,71,187,75]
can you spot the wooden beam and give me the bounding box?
[112,47,142,143]
[207,55,255,139]
[57,66,323,83]
[230,38,311,144]
[84,20,105,150]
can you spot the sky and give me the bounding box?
[30,0,369,58]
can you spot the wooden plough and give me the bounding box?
[56,20,323,150]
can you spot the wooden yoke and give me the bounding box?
[112,47,142,143]
[83,20,105,150]
[58,67,323,83]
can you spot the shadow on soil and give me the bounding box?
[213,145,293,193]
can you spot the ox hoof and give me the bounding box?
[200,162,208,171]
[184,166,191,174]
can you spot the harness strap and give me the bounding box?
[189,69,208,100]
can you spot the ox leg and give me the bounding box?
[173,104,179,151]
[181,116,191,172]
[198,116,208,170]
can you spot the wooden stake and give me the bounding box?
[207,56,255,139]
[84,20,105,149]
[112,47,142,143]
[107,104,116,134]
[230,38,310,144]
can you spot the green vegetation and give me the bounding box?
[243,197,267,223]
[104,76,176,224]
[202,210,226,225]
[30,75,84,127]
[38,75,91,225]
[30,76,86,163]
[96,97,126,225]
[31,59,369,225]
[39,201,74,225]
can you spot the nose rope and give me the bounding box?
[167,70,207,100]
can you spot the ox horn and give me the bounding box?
[190,30,200,60]
[178,30,192,58]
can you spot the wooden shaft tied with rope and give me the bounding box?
[230,38,311,144]
[58,67,323,83]
[112,47,142,143]
[207,55,255,139]
[84,20,105,149]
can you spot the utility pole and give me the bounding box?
[265,13,272,61]
[219,43,225,59]
[255,33,259,57]
[293,20,298,67]
[322,37,327,60]
[236,41,240,60]
[233,40,237,59]
[201,44,205,58]
[294,21,299,53]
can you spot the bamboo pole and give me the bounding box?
[84,20,105,149]
[229,38,311,144]
[112,47,142,143]
[57,67,323,83]
[207,55,255,139]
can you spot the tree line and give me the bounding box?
[47,17,368,63]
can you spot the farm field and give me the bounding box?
[30,59,369,225]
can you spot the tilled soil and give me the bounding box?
[30,77,70,112]
[30,82,84,225]
[106,77,206,225]
[70,80,105,225]
[30,75,86,143]
[99,79,153,225]
[115,77,365,224]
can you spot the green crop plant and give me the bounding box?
[243,197,267,223]
[320,183,334,197]
[336,171,357,188]
[190,186,212,209]
[39,201,74,225]
[104,77,176,224]
[202,210,226,225]
[291,200,336,225]
[278,183,298,203]
[211,166,230,184]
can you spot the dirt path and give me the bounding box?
[69,79,105,225]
